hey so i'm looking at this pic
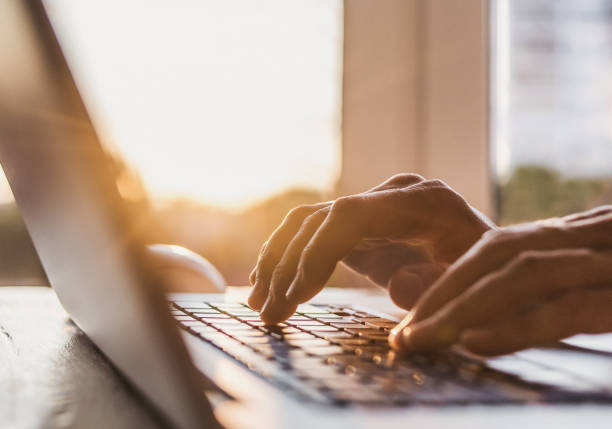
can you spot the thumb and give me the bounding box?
[387,263,447,310]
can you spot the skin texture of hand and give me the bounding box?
[248,174,495,325]
[389,205,612,356]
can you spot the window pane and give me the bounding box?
[492,0,612,224]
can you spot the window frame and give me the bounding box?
[339,0,493,217]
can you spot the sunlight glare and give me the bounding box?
[39,0,343,210]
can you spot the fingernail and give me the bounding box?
[389,313,413,349]
[398,327,414,350]
[389,326,413,351]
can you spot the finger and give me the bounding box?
[249,174,424,306]
[394,249,612,352]
[260,208,330,324]
[285,181,487,305]
[411,214,612,325]
[249,242,268,285]
[387,263,447,310]
[248,202,329,309]
[459,287,612,356]
[563,205,612,223]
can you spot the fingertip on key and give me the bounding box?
[389,313,414,350]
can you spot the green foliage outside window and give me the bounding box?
[498,165,612,225]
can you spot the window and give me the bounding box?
[492,0,612,224]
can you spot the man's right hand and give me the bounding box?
[247,173,495,324]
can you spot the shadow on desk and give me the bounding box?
[0,287,169,429]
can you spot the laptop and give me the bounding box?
[3,1,612,428]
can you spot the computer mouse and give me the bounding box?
[146,244,226,293]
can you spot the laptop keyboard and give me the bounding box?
[170,301,612,406]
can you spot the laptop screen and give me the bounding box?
[0,2,217,428]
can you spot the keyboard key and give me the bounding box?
[175,315,194,321]
[332,338,372,346]
[363,320,398,329]
[180,321,208,328]
[197,314,231,319]
[282,332,317,340]
[239,336,279,345]
[296,304,326,313]
[211,302,245,308]
[233,330,266,338]
[286,338,332,348]
[345,327,380,336]
[174,301,210,309]
[354,346,390,358]
[188,308,220,314]
[307,326,340,332]
[280,327,302,334]
[235,315,261,321]
[206,319,244,326]
[225,310,259,316]
[191,326,218,334]
[289,321,325,327]
[287,316,310,321]
[320,331,355,339]
[220,324,258,331]
[330,322,365,329]
[302,346,345,356]
[305,312,342,319]
[358,332,390,341]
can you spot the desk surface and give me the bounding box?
[0,286,167,429]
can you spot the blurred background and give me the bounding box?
[1,0,611,286]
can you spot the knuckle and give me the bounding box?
[419,179,460,202]
[303,207,329,226]
[286,204,315,222]
[421,178,449,188]
[330,196,358,217]
[480,228,511,250]
[513,250,543,272]
[388,173,425,186]
[481,228,501,244]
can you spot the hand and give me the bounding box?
[248,173,495,324]
[389,206,612,356]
